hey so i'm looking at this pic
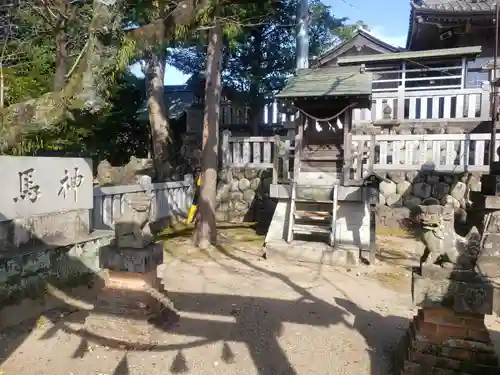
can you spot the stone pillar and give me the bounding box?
[85,191,172,345]
[394,267,499,375]
[393,197,500,375]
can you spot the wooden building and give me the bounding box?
[258,1,499,256]
[263,66,377,257]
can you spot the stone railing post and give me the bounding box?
[272,134,280,185]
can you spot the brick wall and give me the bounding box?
[395,307,499,375]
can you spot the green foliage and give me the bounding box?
[332,20,370,42]
[1,0,149,161]
[7,72,148,163]
[168,0,364,112]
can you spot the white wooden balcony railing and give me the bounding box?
[347,133,499,180]
[218,87,491,130]
[352,87,491,124]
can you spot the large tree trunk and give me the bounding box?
[145,53,170,181]
[194,21,223,249]
[0,0,210,152]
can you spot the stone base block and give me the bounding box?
[265,240,373,266]
[412,267,494,315]
[393,307,500,375]
[84,270,175,346]
[99,243,163,273]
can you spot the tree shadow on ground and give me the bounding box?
[1,231,409,375]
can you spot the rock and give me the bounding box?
[244,168,258,180]
[468,173,481,192]
[426,174,439,185]
[216,183,231,202]
[404,195,422,210]
[388,172,406,184]
[441,195,460,209]
[218,168,232,183]
[412,182,431,199]
[458,197,467,209]
[230,191,243,201]
[450,181,467,200]
[396,181,411,196]
[232,168,245,179]
[422,197,440,206]
[459,173,469,183]
[227,211,243,223]
[432,182,450,200]
[413,172,427,183]
[215,211,227,222]
[406,171,418,182]
[455,208,467,224]
[243,189,256,203]
[250,177,261,191]
[443,175,454,184]
[386,193,402,208]
[238,178,251,191]
[233,200,247,213]
[230,180,240,192]
[217,202,231,212]
[379,181,397,197]
[378,193,386,206]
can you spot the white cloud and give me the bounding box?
[369,26,407,49]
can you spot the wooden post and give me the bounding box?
[343,132,352,184]
[272,134,280,184]
[283,139,291,182]
[397,85,405,121]
[481,82,492,121]
[221,130,231,167]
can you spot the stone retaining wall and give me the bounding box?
[376,171,481,228]
[0,210,113,310]
[213,165,482,230]
[215,167,275,225]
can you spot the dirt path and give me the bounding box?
[1,231,499,375]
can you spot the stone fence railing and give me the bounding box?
[92,176,193,230]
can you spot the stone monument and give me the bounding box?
[393,203,500,375]
[85,182,172,345]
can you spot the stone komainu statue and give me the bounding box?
[418,204,481,270]
[114,191,153,249]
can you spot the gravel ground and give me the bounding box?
[1,239,500,375]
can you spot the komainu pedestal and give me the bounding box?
[393,205,500,375]
[394,268,499,375]
[84,190,173,345]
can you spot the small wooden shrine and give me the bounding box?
[265,66,377,262]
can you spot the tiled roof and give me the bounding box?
[337,45,482,65]
[275,67,372,99]
[412,0,496,13]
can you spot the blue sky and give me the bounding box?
[130,0,411,85]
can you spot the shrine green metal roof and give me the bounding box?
[337,45,482,65]
[275,66,373,99]
[412,0,496,13]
